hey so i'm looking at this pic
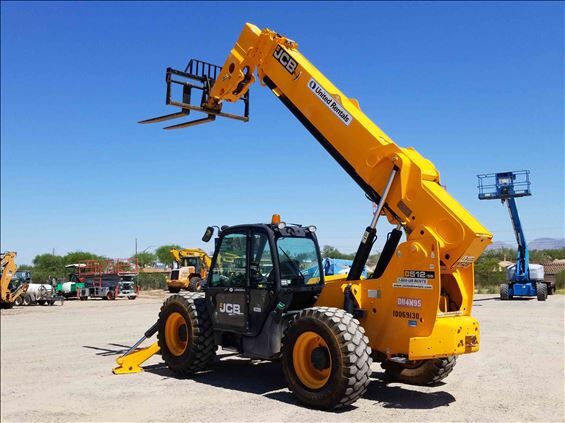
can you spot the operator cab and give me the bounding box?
[201,215,323,355]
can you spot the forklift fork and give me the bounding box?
[140,60,249,129]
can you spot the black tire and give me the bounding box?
[547,282,554,295]
[188,277,203,292]
[382,356,457,386]
[37,300,47,306]
[500,283,510,301]
[157,293,215,376]
[80,296,88,301]
[14,296,23,306]
[168,286,181,294]
[1,301,14,309]
[128,296,136,300]
[22,294,32,306]
[536,283,547,301]
[281,307,372,410]
[106,290,115,301]
[48,300,56,306]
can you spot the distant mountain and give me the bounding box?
[487,241,513,250]
[528,238,565,250]
[487,238,565,251]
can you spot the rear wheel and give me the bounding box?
[536,283,547,301]
[14,296,23,306]
[106,290,115,301]
[168,287,181,294]
[128,296,136,300]
[188,277,203,292]
[382,356,457,385]
[281,307,372,409]
[48,300,56,306]
[500,283,510,300]
[157,293,215,376]
[37,300,46,306]
[22,294,32,306]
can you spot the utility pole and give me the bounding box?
[135,238,138,257]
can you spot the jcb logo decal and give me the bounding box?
[219,302,242,315]
[273,45,297,75]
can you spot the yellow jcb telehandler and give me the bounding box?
[115,23,492,410]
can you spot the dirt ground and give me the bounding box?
[1,293,563,422]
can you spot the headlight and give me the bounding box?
[307,225,317,233]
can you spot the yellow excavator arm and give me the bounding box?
[170,248,212,269]
[139,23,492,362]
[1,251,28,307]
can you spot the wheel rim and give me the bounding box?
[165,312,189,356]
[293,331,332,389]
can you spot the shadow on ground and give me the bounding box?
[82,345,456,411]
[147,355,455,411]
[83,343,131,356]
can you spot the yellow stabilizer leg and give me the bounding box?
[113,342,160,375]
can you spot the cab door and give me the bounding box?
[206,231,249,332]
[247,230,277,335]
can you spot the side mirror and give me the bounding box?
[202,226,215,242]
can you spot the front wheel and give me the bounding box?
[157,293,216,376]
[536,283,547,301]
[382,356,457,385]
[281,307,372,410]
[188,277,203,292]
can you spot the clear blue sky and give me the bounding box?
[1,2,563,264]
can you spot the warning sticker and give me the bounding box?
[393,277,433,290]
[456,255,475,268]
[308,78,353,126]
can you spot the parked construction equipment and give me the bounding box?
[119,23,492,409]
[478,170,550,300]
[63,259,139,300]
[167,248,212,292]
[1,252,28,308]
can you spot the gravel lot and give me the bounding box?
[1,293,563,422]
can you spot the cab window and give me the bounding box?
[250,232,274,289]
[277,237,321,286]
[210,233,247,287]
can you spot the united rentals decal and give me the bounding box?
[308,78,353,126]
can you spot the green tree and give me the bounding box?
[63,251,103,266]
[321,245,355,260]
[155,245,181,266]
[135,251,157,268]
[31,253,65,282]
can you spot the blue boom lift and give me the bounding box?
[478,170,548,301]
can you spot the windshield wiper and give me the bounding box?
[279,248,304,281]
